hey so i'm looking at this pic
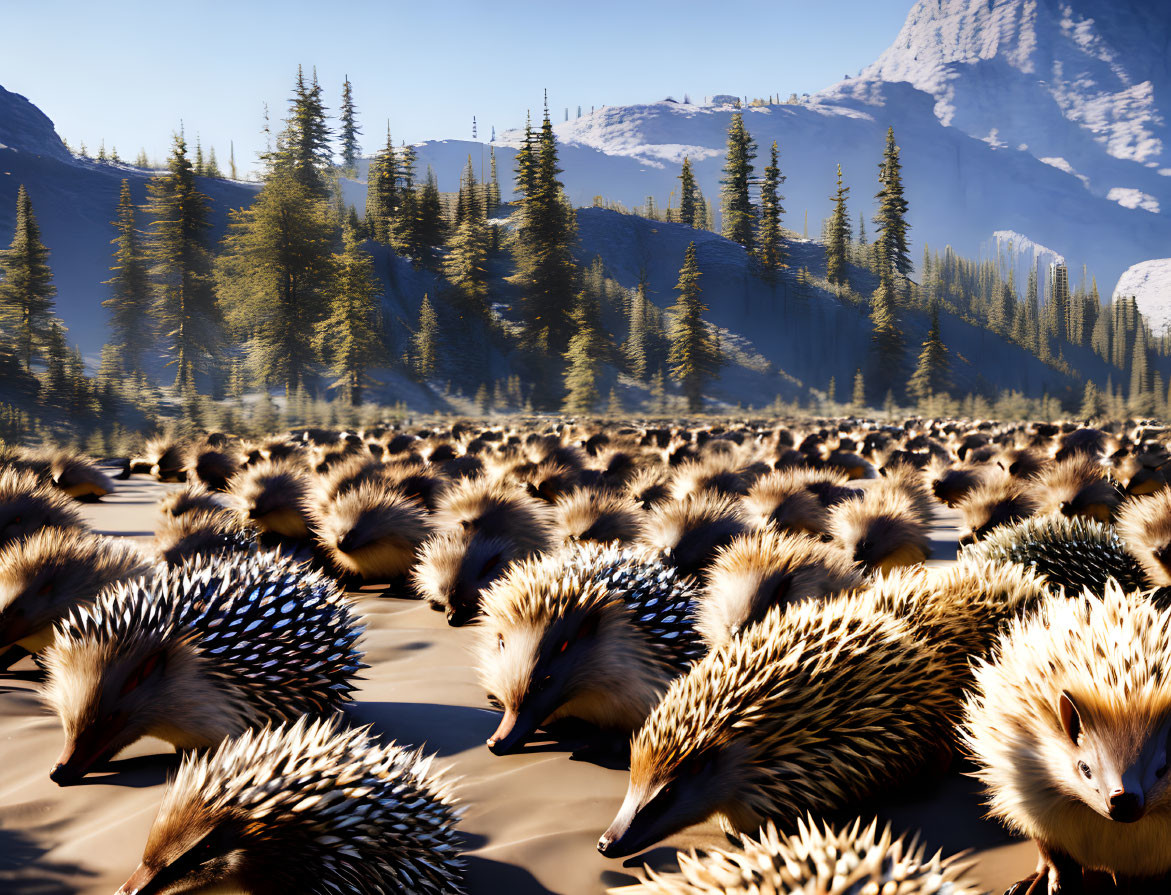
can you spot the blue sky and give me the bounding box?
[1,0,912,174]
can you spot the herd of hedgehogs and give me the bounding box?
[8,417,1171,894]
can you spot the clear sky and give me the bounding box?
[1,0,912,174]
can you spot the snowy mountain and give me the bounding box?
[1116,259,1171,337]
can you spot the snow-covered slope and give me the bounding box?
[1115,259,1171,337]
[0,86,257,360]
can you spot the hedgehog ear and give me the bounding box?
[1059,690,1083,745]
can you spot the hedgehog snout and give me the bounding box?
[1107,788,1144,823]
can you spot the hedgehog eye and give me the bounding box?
[121,651,167,696]
[1078,761,1092,779]
[558,640,569,654]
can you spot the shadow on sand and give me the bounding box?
[0,826,95,894]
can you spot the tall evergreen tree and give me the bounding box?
[757,141,786,276]
[678,157,699,227]
[444,158,491,312]
[416,168,446,268]
[365,126,398,244]
[719,113,756,252]
[906,305,950,402]
[1080,379,1104,420]
[102,180,152,374]
[318,226,382,403]
[270,66,331,196]
[144,132,218,387]
[216,169,334,392]
[486,147,502,214]
[873,126,911,282]
[868,278,905,398]
[513,112,537,203]
[0,185,57,370]
[562,282,605,413]
[412,294,439,380]
[667,242,721,411]
[339,75,361,174]
[825,164,851,286]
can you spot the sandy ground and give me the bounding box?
[0,477,1036,895]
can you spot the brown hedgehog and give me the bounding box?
[0,528,149,660]
[640,493,749,578]
[136,435,190,482]
[311,481,432,581]
[312,453,387,502]
[517,459,581,504]
[696,529,862,647]
[229,459,313,539]
[597,593,958,858]
[413,531,523,626]
[432,477,553,556]
[1117,490,1171,587]
[154,507,254,566]
[964,585,1171,893]
[0,467,86,550]
[998,446,1046,481]
[827,487,930,573]
[925,455,992,508]
[554,487,643,546]
[667,458,749,502]
[612,818,980,895]
[1054,426,1113,462]
[739,468,857,536]
[625,466,673,511]
[378,459,446,510]
[40,450,115,501]
[1029,456,1122,523]
[477,543,704,755]
[157,483,223,519]
[185,442,240,492]
[957,473,1039,544]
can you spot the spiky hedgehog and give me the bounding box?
[478,542,705,755]
[1117,489,1171,587]
[116,717,464,895]
[598,592,958,858]
[611,817,980,895]
[42,551,364,785]
[0,467,86,550]
[963,584,1171,892]
[961,512,1148,597]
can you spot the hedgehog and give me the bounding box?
[41,551,363,785]
[1029,456,1122,523]
[611,817,980,895]
[957,473,1039,544]
[1053,426,1113,462]
[432,477,553,556]
[827,487,930,573]
[963,584,1171,893]
[998,446,1046,481]
[925,456,991,508]
[412,531,524,626]
[0,528,150,660]
[40,449,115,501]
[696,529,862,647]
[186,443,240,492]
[0,467,86,550]
[739,468,857,536]
[136,435,190,482]
[962,513,1148,597]
[667,459,749,502]
[229,459,313,539]
[157,483,223,519]
[1117,490,1171,587]
[554,487,643,546]
[478,542,705,755]
[640,493,749,578]
[311,481,432,581]
[625,466,673,511]
[597,593,959,858]
[154,507,255,566]
[115,717,463,895]
[517,459,581,504]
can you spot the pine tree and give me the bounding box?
[42,320,69,404]
[719,113,756,252]
[1129,325,1153,415]
[873,127,912,283]
[1080,380,1104,420]
[145,131,218,388]
[906,305,950,403]
[205,147,222,179]
[757,141,786,276]
[135,148,150,169]
[269,66,332,197]
[412,294,439,380]
[868,278,905,398]
[667,242,721,411]
[216,168,334,393]
[678,157,699,227]
[562,283,606,413]
[513,112,537,203]
[416,168,446,268]
[102,179,152,374]
[486,147,501,213]
[444,159,491,313]
[365,126,398,244]
[339,75,361,173]
[852,368,866,410]
[0,185,57,370]
[318,225,383,403]
[825,164,851,286]
[194,138,205,176]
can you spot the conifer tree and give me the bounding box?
[194,138,205,176]
[444,159,491,313]
[852,368,866,410]
[757,141,786,276]
[486,147,502,214]
[906,305,949,403]
[365,126,398,244]
[1080,380,1104,420]
[873,126,911,283]
[339,75,361,174]
[135,148,150,169]
[513,112,536,203]
[562,283,605,413]
[102,180,152,374]
[318,226,383,403]
[825,164,851,286]
[145,131,218,387]
[0,185,57,370]
[412,294,439,380]
[270,66,332,197]
[205,147,221,179]
[719,113,756,252]
[667,242,721,411]
[416,168,446,268]
[868,278,905,398]
[678,157,699,227]
[42,320,69,404]
[216,168,334,392]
